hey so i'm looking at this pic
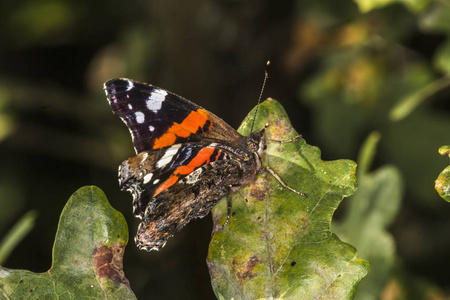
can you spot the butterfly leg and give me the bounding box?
[260,166,308,197]
[262,131,307,196]
[266,134,302,144]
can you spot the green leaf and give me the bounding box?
[419,2,450,34]
[438,145,450,157]
[334,132,403,300]
[0,186,136,299]
[0,85,16,143]
[389,76,450,121]
[0,210,37,265]
[354,0,430,13]
[436,146,450,202]
[208,99,369,299]
[301,52,448,206]
[7,0,78,45]
[356,131,381,176]
[434,39,450,75]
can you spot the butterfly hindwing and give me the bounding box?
[135,158,248,251]
[119,142,248,219]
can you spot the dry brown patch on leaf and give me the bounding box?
[234,255,260,283]
[250,186,266,201]
[93,244,129,286]
[249,177,268,201]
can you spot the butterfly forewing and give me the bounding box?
[105,78,243,153]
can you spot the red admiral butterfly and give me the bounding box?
[104,78,305,251]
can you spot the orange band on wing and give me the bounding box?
[153,175,179,197]
[174,147,216,176]
[153,109,211,149]
[214,150,222,161]
[153,147,217,197]
[186,147,215,167]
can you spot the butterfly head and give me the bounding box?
[246,129,266,172]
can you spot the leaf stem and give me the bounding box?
[390,75,450,121]
[357,131,381,177]
[0,210,37,265]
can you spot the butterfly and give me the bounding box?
[104,78,305,251]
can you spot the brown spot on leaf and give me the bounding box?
[439,148,450,156]
[234,255,259,283]
[93,244,129,286]
[250,186,266,201]
[270,122,291,140]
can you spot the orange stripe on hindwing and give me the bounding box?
[153,109,211,149]
[153,147,218,197]
[153,175,179,197]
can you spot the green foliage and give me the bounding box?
[300,30,450,205]
[0,211,37,265]
[208,100,369,299]
[419,1,450,33]
[0,186,135,299]
[6,0,78,45]
[334,132,403,300]
[435,146,450,202]
[354,0,430,13]
[389,76,450,121]
[0,86,15,143]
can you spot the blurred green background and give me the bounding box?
[0,0,449,299]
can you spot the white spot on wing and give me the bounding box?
[149,125,155,132]
[146,89,167,113]
[156,156,172,169]
[135,111,145,123]
[125,80,134,91]
[143,173,153,184]
[141,152,149,162]
[153,179,160,184]
[128,103,133,110]
[186,167,204,184]
[156,144,181,168]
[164,144,181,157]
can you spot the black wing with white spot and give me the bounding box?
[104,78,244,153]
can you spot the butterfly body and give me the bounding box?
[105,78,264,251]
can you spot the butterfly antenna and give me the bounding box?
[250,60,270,133]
